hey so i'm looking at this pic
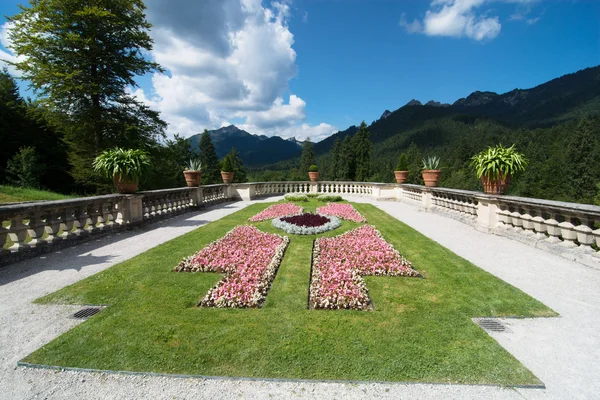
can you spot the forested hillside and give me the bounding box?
[250,66,600,204]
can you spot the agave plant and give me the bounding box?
[471,144,527,180]
[422,156,440,170]
[185,159,202,171]
[93,148,150,183]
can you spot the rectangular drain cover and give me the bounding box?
[71,307,103,319]
[474,318,510,333]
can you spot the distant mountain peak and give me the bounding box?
[380,110,392,120]
[453,91,499,107]
[405,99,423,106]
[425,100,450,108]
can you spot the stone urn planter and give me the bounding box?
[394,171,408,184]
[422,170,441,187]
[113,175,138,194]
[308,171,320,182]
[221,171,234,184]
[480,173,511,195]
[183,170,201,187]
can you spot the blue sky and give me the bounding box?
[1,0,599,141]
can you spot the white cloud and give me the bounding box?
[0,22,24,75]
[136,0,335,139]
[399,13,423,34]
[400,0,539,41]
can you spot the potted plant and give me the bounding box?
[93,148,150,194]
[421,156,441,187]
[394,153,409,184]
[471,144,527,194]
[220,154,234,184]
[183,159,202,187]
[308,165,320,182]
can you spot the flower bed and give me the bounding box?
[249,203,303,222]
[316,194,343,202]
[316,203,366,223]
[272,213,341,235]
[174,225,289,308]
[310,225,420,310]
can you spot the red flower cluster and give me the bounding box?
[174,226,289,308]
[281,213,331,227]
[310,225,420,310]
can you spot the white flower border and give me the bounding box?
[271,214,341,235]
[173,225,290,308]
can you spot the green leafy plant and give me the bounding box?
[422,156,440,170]
[221,155,234,172]
[317,194,343,202]
[471,144,528,180]
[284,193,309,202]
[6,146,43,189]
[92,148,150,183]
[185,159,202,171]
[308,165,319,172]
[396,153,409,171]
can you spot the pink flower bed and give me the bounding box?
[316,203,366,223]
[310,225,420,310]
[249,203,304,222]
[174,225,289,308]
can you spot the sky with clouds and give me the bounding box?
[0,0,598,141]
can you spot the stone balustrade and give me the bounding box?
[2,181,599,269]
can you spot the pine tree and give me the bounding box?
[330,138,342,181]
[299,137,316,174]
[340,135,356,181]
[405,142,424,185]
[199,130,221,185]
[228,147,248,183]
[353,121,372,182]
[8,0,166,188]
[0,68,26,182]
[566,116,600,203]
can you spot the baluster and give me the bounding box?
[0,223,8,255]
[8,217,29,251]
[521,213,535,236]
[593,229,600,258]
[544,218,562,244]
[72,206,88,237]
[510,211,523,231]
[532,216,546,239]
[574,224,595,252]
[26,212,47,248]
[44,209,63,243]
[558,220,577,248]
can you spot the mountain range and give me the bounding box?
[187,125,303,166]
[189,65,600,168]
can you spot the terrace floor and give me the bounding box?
[0,196,598,400]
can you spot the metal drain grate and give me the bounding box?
[475,318,509,332]
[71,307,103,319]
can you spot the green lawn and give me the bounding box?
[27,199,556,385]
[0,185,75,204]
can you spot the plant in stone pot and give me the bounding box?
[471,144,527,195]
[93,148,150,194]
[308,164,320,182]
[183,159,202,187]
[394,153,409,184]
[421,156,441,187]
[220,154,234,184]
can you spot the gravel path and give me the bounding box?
[1,197,598,399]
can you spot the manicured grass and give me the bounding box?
[27,199,556,385]
[0,185,75,204]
